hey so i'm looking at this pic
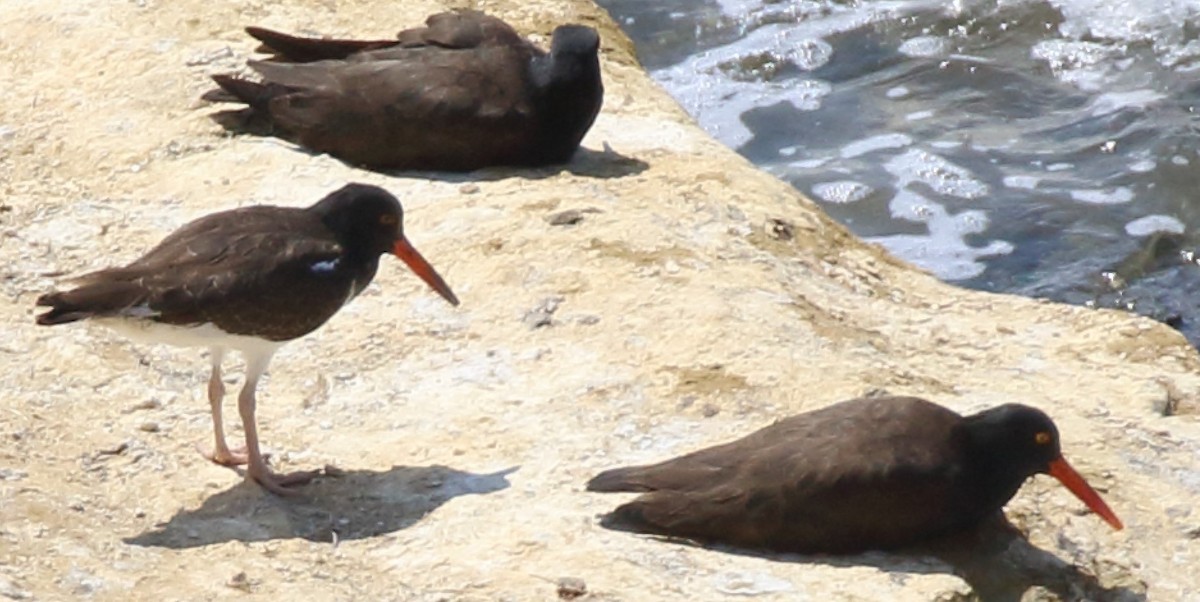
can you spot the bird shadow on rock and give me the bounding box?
[124,464,516,549]
[905,515,1144,602]
[645,515,1144,602]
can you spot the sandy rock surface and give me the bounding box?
[2,0,1200,600]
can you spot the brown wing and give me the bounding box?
[247,44,536,169]
[592,397,972,553]
[245,11,531,64]
[246,26,399,63]
[393,10,528,51]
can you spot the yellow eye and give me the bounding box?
[1034,431,1052,445]
[379,214,398,226]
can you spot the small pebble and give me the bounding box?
[557,577,587,600]
[548,209,585,226]
[523,296,564,329]
[129,399,161,411]
[767,218,795,241]
[226,572,253,592]
[139,422,160,433]
[547,207,601,226]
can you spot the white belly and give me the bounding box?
[94,317,285,357]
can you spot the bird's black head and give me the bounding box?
[529,24,603,163]
[311,183,405,258]
[964,403,1122,530]
[549,24,600,59]
[537,24,600,87]
[310,183,459,306]
[965,403,1062,478]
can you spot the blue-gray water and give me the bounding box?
[598,0,1200,345]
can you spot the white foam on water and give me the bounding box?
[899,35,950,58]
[1003,175,1041,190]
[884,149,989,199]
[930,140,963,150]
[1030,39,1115,91]
[866,146,1009,280]
[653,0,936,148]
[840,133,914,158]
[906,109,935,121]
[1129,158,1157,173]
[789,157,831,169]
[1089,89,1165,116]
[1033,0,1200,88]
[656,67,831,147]
[1125,214,1185,236]
[1050,0,1200,47]
[866,189,1012,281]
[811,180,874,204]
[1069,187,1135,205]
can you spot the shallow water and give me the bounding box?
[598,0,1200,345]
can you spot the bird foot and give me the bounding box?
[247,465,323,496]
[196,443,250,467]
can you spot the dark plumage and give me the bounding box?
[202,10,604,171]
[36,183,459,494]
[587,396,1122,554]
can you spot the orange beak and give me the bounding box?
[1047,457,1123,530]
[392,238,459,306]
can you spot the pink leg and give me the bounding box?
[237,349,321,495]
[197,348,249,466]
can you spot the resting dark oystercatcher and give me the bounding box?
[587,396,1123,554]
[202,10,604,171]
[35,183,459,495]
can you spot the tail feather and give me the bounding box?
[246,26,397,62]
[599,498,662,534]
[598,490,748,546]
[202,74,280,110]
[35,282,148,326]
[586,466,658,493]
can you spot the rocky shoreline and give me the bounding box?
[2,0,1199,600]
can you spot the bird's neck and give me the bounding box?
[345,249,382,281]
[959,430,1034,515]
[529,53,603,155]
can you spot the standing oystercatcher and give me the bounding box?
[588,396,1122,553]
[35,183,459,495]
[202,10,604,171]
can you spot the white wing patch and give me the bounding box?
[310,258,341,274]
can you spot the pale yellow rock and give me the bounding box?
[1,0,1198,601]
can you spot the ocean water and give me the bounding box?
[598,0,1200,345]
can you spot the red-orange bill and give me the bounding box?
[393,238,460,306]
[1047,457,1123,530]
